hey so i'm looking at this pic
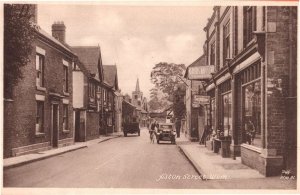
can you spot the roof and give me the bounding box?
[72,46,102,81]
[36,28,74,55]
[123,100,138,110]
[103,65,118,89]
[184,54,207,78]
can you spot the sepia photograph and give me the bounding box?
[1,1,298,194]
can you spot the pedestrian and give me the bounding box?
[175,118,181,138]
[149,121,157,143]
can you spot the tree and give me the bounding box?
[150,62,186,118]
[150,62,186,101]
[148,88,171,111]
[4,4,38,99]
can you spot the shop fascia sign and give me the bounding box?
[188,65,215,80]
[192,95,210,107]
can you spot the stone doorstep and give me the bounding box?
[179,144,265,180]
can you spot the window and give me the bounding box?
[243,81,261,147]
[211,98,216,131]
[244,6,257,46]
[63,104,69,130]
[219,80,232,137]
[138,101,141,106]
[36,54,45,87]
[63,66,68,93]
[222,93,232,137]
[210,41,216,65]
[103,89,106,101]
[89,82,95,98]
[107,113,112,126]
[36,101,44,134]
[223,21,230,65]
[135,95,138,99]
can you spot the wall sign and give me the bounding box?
[188,65,215,80]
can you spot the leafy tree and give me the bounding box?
[148,88,171,111]
[4,4,38,99]
[150,62,186,118]
[150,62,186,100]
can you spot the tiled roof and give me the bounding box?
[72,46,101,81]
[103,65,118,89]
[189,54,206,68]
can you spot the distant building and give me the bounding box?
[103,65,119,134]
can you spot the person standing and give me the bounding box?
[175,118,181,138]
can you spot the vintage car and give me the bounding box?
[123,122,140,137]
[156,123,176,144]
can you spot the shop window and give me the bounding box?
[36,101,44,134]
[222,93,232,136]
[243,81,261,147]
[63,104,69,130]
[211,98,216,131]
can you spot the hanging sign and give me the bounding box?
[192,95,210,107]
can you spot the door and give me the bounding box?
[75,110,81,142]
[52,104,59,147]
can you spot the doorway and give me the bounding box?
[52,104,59,147]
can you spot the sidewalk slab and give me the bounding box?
[3,133,122,169]
[176,136,265,180]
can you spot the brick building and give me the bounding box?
[186,6,297,176]
[4,10,76,157]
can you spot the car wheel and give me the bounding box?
[124,133,127,137]
[138,131,140,136]
[157,140,160,144]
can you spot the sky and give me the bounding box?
[37,3,213,99]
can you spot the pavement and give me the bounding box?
[176,134,264,180]
[175,132,297,188]
[3,132,123,169]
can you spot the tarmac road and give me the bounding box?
[3,128,203,188]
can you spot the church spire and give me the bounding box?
[135,78,140,92]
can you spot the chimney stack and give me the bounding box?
[52,21,66,43]
[29,4,38,24]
